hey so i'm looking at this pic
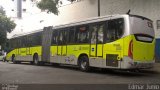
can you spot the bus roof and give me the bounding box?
[10,29,43,39]
[53,14,153,30]
[9,14,152,39]
[10,14,127,39]
[53,14,128,29]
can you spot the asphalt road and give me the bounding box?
[0,61,160,84]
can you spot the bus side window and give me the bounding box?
[76,25,89,43]
[23,37,25,47]
[63,29,68,44]
[13,39,16,48]
[90,25,97,44]
[28,35,33,47]
[35,32,42,46]
[30,32,41,46]
[18,38,21,48]
[90,23,104,44]
[68,27,75,44]
[26,36,28,47]
[36,32,42,46]
[106,18,124,43]
[58,30,63,45]
[97,24,104,44]
[33,33,40,46]
[26,35,32,47]
[52,30,58,45]
[30,34,34,46]
[11,39,15,48]
[57,29,67,45]
[22,36,27,47]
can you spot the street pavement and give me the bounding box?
[0,61,160,84]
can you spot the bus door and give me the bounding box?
[90,24,104,66]
[57,29,67,64]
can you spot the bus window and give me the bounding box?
[30,32,42,46]
[76,25,89,43]
[90,26,97,44]
[130,16,154,42]
[13,38,17,48]
[17,38,21,48]
[52,30,58,45]
[59,31,63,44]
[106,18,124,43]
[57,29,67,45]
[27,35,33,47]
[11,39,15,48]
[26,35,31,47]
[63,29,68,44]
[68,27,75,44]
[34,32,42,46]
[97,24,104,44]
[22,36,27,47]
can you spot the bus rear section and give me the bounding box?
[122,15,155,69]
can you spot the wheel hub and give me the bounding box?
[81,61,87,69]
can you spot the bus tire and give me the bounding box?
[30,61,34,65]
[78,55,90,72]
[52,63,60,67]
[12,55,17,64]
[33,54,39,65]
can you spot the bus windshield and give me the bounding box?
[130,15,155,42]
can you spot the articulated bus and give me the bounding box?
[6,14,155,71]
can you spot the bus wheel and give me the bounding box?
[33,54,39,65]
[12,55,17,64]
[52,63,60,67]
[79,56,90,72]
[30,61,34,65]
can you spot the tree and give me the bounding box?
[37,0,76,15]
[0,6,5,15]
[37,0,59,15]
[0,7,16,45]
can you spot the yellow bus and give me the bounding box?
[6,14,155,71]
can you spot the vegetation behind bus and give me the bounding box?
[0,6,16,46]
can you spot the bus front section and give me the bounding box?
[121,15,155,69]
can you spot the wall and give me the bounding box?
[100,0,160,38]
[55,0,160,37]
[53,0,98,25]
[7,0,160,38]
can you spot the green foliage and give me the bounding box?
[0,6,5,15]
[37,0,59,15]
[0,8,16,45]
[37,0,76,15]
[0,15,16,33]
